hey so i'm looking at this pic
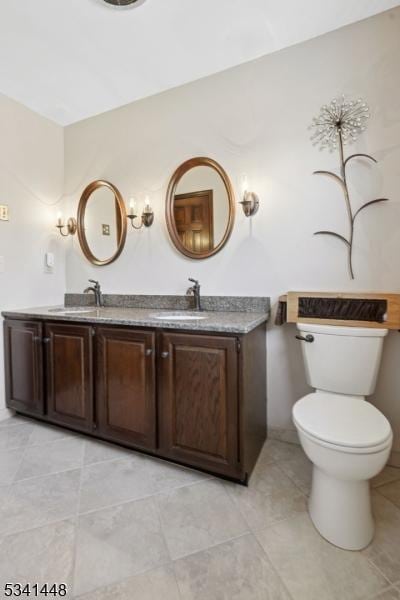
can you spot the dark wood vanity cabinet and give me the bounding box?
[159,333,240,478]
[3,318,266,482]
[3,319,44,416]
[45,323,94,432]
[96,327,156,450]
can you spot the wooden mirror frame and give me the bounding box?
[77,180,127,266]
[166,157,236,259]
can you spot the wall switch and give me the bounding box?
[0,256,5,273]
[44,252,54,273]
[46,252,55,268]
[0,205,9,221]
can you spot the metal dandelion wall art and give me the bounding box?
[310,95,388,279]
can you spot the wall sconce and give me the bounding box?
[56,212,77,237]
[239,175,259,217]
[127,197,154,230]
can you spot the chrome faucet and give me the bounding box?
[186,278,202,311]
[84,279,104,307]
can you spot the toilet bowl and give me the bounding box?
[293,323,393,550]
[294,392,392,550]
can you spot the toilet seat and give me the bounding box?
[293,393,392,453]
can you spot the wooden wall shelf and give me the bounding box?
[283,292,400,330]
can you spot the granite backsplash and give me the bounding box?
[65,294,270,314]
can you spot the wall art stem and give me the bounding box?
[310,96,389,280]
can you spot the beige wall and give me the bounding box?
[63,8,400,456]
[0,93,65,418]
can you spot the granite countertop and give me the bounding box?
[1,306,269,334]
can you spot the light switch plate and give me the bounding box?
[0,205,9,221]
[44,252,55,274]
[46,252,55,268]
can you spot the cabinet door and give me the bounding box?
[159,332,240,477]
[96,327,156,450]
[3,319,44,416]
[45,323,94,432]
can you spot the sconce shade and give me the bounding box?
[240,191,259,217]
[56,217,77,237]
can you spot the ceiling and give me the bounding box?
[0,0,399,126]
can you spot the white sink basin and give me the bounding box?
[151,312,208,321]
[48,307,97,315]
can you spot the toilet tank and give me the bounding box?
[296,323,388,396]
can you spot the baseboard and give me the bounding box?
[268,427,300,445]
[0,407,14,422]
[388,449,400,468]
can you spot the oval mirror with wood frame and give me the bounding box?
[77,180,127,266]
[166,157,235,259]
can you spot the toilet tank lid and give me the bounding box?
[296,323,388,337]
[293,393,392,448]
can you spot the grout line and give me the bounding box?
[247,507,308,538]
[372,477,400,488]
[10,436,31,485]
[170,533,255,600]
[0,515,77,544]
[0,510,80,542]
[272,461,310,498]
[170,531,295,599]
[252,533,296,600]
[373,487,400,513]
[170,567,185,600]
[363,553,396,589]
[70,457,86,597]
[364,584,399,600]
[76,531,294,600]
[155,482,251,563]
[11,465,85,485]
[223,472,307,523]
[372,476,400,490]
[3,435,213,497]
[77,475,214,518]
[0,469,82,540]
[151,490,175,567]
[0,417,32,430]
[72,558,174,599]
[171,531,251,563]
[4,440,132,486]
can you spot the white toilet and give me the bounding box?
[293,323,393,551]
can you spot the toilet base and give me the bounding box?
[309,466,374,551]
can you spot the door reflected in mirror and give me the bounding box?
[77,181,127,266]
[174,166,230,254]
[166,158,235,259]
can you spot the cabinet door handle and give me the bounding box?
[161,351,169,359]
[145,349,153,356]
[43,337,51,344]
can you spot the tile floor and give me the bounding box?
[0,415,400,599]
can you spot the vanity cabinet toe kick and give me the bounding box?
[3,318,267,483]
